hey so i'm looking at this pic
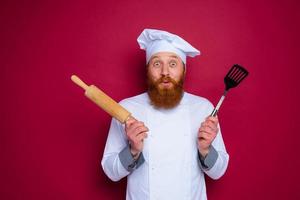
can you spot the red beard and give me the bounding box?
[147,73,184,109]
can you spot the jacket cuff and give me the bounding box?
[198,145,218,170]
[118,145,145,172]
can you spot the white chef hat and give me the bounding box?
[137,28,200,64]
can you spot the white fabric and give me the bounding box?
[137,29,200,64]
[101,92,229,200]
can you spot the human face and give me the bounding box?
[146,52,185,109]
[147,52,185,89]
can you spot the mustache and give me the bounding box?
[155,76,177,85]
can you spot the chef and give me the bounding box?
[101,28,229,200]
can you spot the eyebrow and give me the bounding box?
[169,55,180,59]
[150,56,159,60]
[151,55,180,60]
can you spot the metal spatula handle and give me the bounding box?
[211,91,227,116]
[210,64,249,117]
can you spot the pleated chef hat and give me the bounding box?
[137,28,200,64]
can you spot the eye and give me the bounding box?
[153,61,161,67]
[169,61,177,67]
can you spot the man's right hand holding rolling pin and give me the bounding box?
[125,118,149,160]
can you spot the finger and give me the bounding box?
[199,129,214,140]
[127,121,145,132]
[134,126,149,136]
[198,131,211,140]
[125,118,137,128]
[202,118,218,131]
[199,124,216,134]
[132,132,147,144]
[137,132,148,141]
[127,125,148,139]
[199,131,217,142]
[204,121,218,133]
[198,126,208,135]
[198,126,212,136]
[206,116,219,125]
[132,123,148,134]
[201,120,216,128]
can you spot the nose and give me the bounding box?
[161,64,169,76]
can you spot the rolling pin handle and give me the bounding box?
[71,75,89,91]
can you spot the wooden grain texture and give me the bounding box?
[71,75,131,123]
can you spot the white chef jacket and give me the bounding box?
[101,92,229,200]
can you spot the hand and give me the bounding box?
[197,116,219,157]
[125,118,148,157]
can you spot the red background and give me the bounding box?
[1,0,300,199]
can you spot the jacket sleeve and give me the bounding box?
[198,124,229,180]
[101,118,145,182]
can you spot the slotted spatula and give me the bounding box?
[210,64,249,117]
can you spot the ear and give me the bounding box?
[183,63,186,75]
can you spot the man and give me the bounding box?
[101,29,229,200]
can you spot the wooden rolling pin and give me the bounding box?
[71,75,132,124]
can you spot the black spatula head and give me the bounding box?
[224,64,249,91]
